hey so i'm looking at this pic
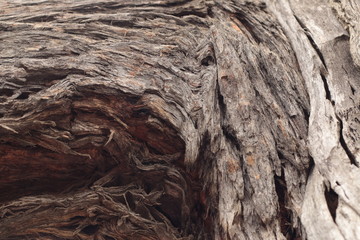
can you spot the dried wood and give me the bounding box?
[0,0,359,239]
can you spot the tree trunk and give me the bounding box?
[0,0,359,239]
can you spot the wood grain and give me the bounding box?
[0,0,360,239]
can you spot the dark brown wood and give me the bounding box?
[0,0,359,239]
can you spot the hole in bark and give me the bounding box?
[201,56,214,66]
[105,236,115,240]
[29,87,43,92]
[70,216,85,222]
[81,225,99,235]
[16,92,30,99]
[351,85,356,95]
[132,107,151,117]
[0,88,14,97]
[217,79,226,117]
[324,187,338,222]
[222,125,241,151]
[207,7,214,18]
[259,2,267,9]
[173,10,207,18]
[0,143,117,202]
[302,106,310,124]
[305,156,315,183]
[25,72,69,83]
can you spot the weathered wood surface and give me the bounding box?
[0,0,359,239]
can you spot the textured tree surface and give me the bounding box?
[0,0,360,239]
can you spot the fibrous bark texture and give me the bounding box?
[0,0,359,239]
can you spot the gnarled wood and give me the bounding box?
[0,0,359,239]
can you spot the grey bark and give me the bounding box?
[0,0,359,239]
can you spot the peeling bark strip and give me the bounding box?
[0,0,360,239]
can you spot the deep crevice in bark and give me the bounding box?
[350,85,356,95]
[337,116,359,167]
[222,125,241,152]
[191,131,217,239]
[216,76,241,152]
[293,15,327,69]
[320,73,333,104]
[216,77,226,123]
[305,156,315,183]
[275,165,299,240]
[0,88,207,238]
[324,187,339,222]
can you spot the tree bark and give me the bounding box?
[0,0,359,239]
